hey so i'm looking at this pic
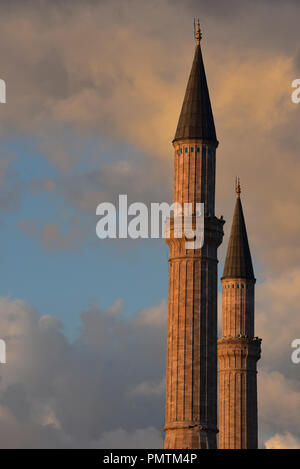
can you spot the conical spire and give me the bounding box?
[222,182,255,280]
[173,25,217,144]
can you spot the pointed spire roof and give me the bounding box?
[222,181,255,280]
[173,25,217,144]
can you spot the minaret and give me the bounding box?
[164,22,224,449]
[218,180,261,449]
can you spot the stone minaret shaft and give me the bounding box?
[164,23,224,449]
[218,182,261,449]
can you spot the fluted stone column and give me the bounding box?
[164,141,224,449]
[218,279,261,449]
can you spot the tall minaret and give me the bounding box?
[218,181,261,449]
[164,22,224,449]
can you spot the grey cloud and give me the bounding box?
[95,427,163,449]
[61,156,172,211]
[0,297,167,448]
[0,280,299,448]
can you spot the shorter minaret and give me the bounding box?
[218,180,261,449]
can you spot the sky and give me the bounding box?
[0,0,299,448]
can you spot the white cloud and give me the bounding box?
[256,268,300,377]
[259,370,300,439]
[129,378,165,398]
[265,432,300,449]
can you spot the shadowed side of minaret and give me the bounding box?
[218,181,261,449]
[164,22,224,449]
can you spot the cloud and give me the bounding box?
[259,371,300,440]
[94,427,163,449]
[0,296,167,448]
[133,300,167,327]
[0,1,186,158]
[1,0,297,278]
[1,290,299,448]
[0,0,298,160]
[0,277,300,449]
[129,379,165,398]
[265,432,300,449]
[256,268,300,378]
[251,268,300,443]
[0,0,298,274]
[213,50,300,273]
[60,156,172,213]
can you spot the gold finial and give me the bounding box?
[194,18,202,45]
[236,177,241,198]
